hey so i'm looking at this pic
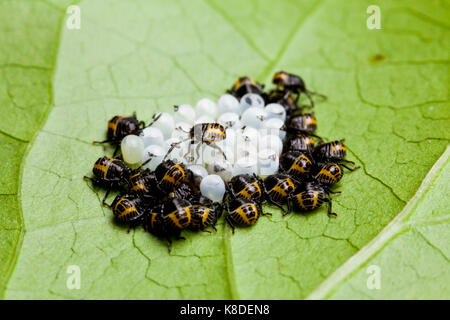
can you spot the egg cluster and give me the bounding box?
[122,93,285,180]
[85,71,359,251]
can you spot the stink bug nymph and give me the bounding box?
[228,174,264,203]
[189,195,222,232]
[224,198,265,233]
[227,76,266,99]
[263,173,297,214]
[313,139,360,171]
[154,160,187,192]
[108,193,149,225]
[272,71,326,107]
[290,182,337,217]
[167,123,227,162]
[314,162,343,186]
[279,151,314,179]
[83,156,130,205]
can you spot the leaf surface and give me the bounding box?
[1,0,449,299]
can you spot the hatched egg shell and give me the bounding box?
[201,143,231,165]
[200,174,226,202]
[194,115,215,124]
[172,121,191,140]
[140,127,165,147]
[121,135,144,165]
[258,149,280,178]
[217,128,237,150]
[173,104,196,124]
[260,118,286,140]
[152,112,175,139]
[218,94,241,114]
[217,112,242,130]
[165,140,190,163]
[196,98,218,119]
[241,107,268,129]
[240,93,265,111]
[142,144,166,171]
[232,156,258,176]
[235,140,258,160]
[258,134,283,155]
[207,159,233,182]
[265,103,286,122]
[236,126,259,143]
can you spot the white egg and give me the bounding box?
[232,156,258,176]
[121,135,144,165]
[173,104,196,124]
[217,112,242,130]
[152,112,175,139]
[140,127,165,148]
[142,144,166,170]
[241,107,268,129]
[200,174,226,202]
[240,93,265,111]
[257,149,279,178]
[218,128,237,150]
[194,115,215,124]
[201,143,232,165]
[235,140,258,160]
[235,127,259,160]
[265,103,286,122]
[196,98,218,119]
[260,118,286,140]
[172,121,191,140]
[207,158,233,182]
[218,94,241,114]
[258,134,283,155]
[236,126,259,143]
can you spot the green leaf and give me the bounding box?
[307,147,450,299]
[1,0,449,299]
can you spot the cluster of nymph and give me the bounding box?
[84,71,359,251]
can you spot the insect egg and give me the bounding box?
[218,94,241,114]
[232,156,258,176]
[258,134,283,156]
[142,144,165,170]
[140,127,165,147]
[207,158,233,182]
[257,149,279,178]
[152,112,175,139]
[240,93,265,111]
[265,103,286,122]
[172,121,191,140]
[196,98,218,119]
[194,115,215,124]
[260,117,286,140]
[200,174,226,202]
[241,107,268,129]
[174,104,196,124]
[237,126,259,143]
[121,135,144,165]
[218,128,237,150]
[218,112,242,130]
